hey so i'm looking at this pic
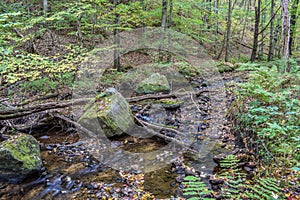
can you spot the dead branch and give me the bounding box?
[134,116,197,153]
[135,116,185,136]
[0,98,90,120]
[53,114,96,139]
[13,28,39,54]
[12,93,59,107]
[127,90,209,103]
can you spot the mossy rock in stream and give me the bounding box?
[135,73,170,94]
[0,133,42,183]
[79,88,134,137]
[156,99,183,109]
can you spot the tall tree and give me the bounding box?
[161,0,168,30]
[268,0,275,61]
[289,0,299,55]
[167,0,173,28]
[159,0,168,62]
[281,0,291,72]
[225,0,232,62]
[114,0,121,71]
[250,0,261,62]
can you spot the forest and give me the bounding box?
[0,0,299,199]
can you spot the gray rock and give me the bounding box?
[0,133,42,183]
[135,73,170,94]
[79,88,134,137]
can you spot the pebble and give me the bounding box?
[40,135,50,139]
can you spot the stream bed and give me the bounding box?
[0,71,242,199]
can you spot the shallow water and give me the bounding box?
[0,71,235,199]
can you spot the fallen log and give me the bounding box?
[0,98,90,120]
[0,89,211,120]
[127,89,210,103]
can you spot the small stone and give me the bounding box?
[243,166,252,172]
[175,176,184,183]
[289,181,296,185]
[39,135,50,139]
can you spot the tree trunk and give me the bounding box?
[114,0,121,71]
[258,9,266,58]
[43,0,48,14]
[250,0,261,62]
[281,0,291,72]
[225,0,232,62]
[213,0,219,56]
[167,0,173,28]
[161,0,168,30]
[77,14,84,47]
[268,0,275,61]
[289,0,299,55]
[159,0,168,62]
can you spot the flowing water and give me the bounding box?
[0,71,240,199]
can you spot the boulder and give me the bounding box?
[0,133,42,183]
[135,73,170,94]
[79,88,134,137]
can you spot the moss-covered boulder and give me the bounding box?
[0,133,42,183]
[135,73,170,94]
[176,62,200,78]
[79,88,134,137]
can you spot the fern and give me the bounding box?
[244,177,282,200]
[219,155,240,169]
[183,176,213,200]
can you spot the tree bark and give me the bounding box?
[268,0,276,61]
[225,0,232,62]
[159,0,168,62]
[281,0,291,72]
[114,0,121,71]
[77,14,84,47]
[43,0,48,14]
[250,0,261,62]
[289,0,299,55]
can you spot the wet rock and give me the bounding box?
[135,73,170,94]
[79,88,134,137]
[158,99,183,109]
[243,166,253,173]
[0,133,42,183]
[213,153,227,166]
[175,175,185,183]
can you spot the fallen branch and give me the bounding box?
[135,116,185,136]
[127,90,210,103]
[12,93,59,107]
[53,114,96,139]
[134,116,197,153]
[0,98,90,120]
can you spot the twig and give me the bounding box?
[135,116,185,136]
[53,114,96,139]
[134,116,197,153]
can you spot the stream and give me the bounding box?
[0,71,242,199]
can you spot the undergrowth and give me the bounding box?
[234,61,299,168]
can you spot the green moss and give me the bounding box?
[156,99,183,109]
[176,62,200,78]
[135,73,170,94]
[2,134,41,170]
[79,89,134,137]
